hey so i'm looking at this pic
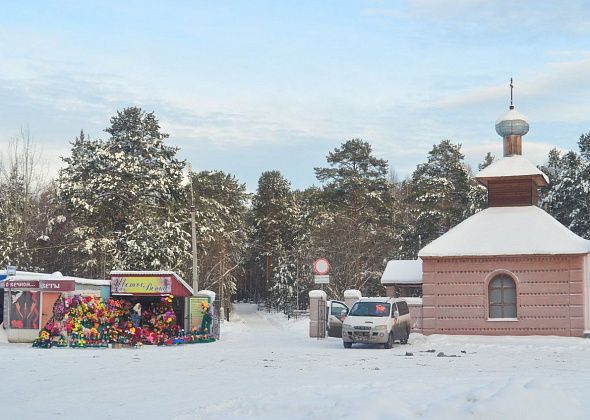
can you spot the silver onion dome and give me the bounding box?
[495,107,529,137]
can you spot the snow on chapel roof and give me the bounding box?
[475,155,549,185]
[381,259,423,284]
[418,206,590,257]
[495,107,529,126]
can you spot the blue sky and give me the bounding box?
[1,0,590,190]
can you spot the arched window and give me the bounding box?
[488,274,517,318]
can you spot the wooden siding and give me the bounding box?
[488,179,537,207]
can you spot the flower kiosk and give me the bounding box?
[0,271,110,343]
[106,271,216,346]
[9,270,217,348]
[109,271,193,342]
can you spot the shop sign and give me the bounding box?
[39,280,75,292]
[111,276,172,294]
[188,296,210,330]
[4,280,40,289]
[3,279,75,292]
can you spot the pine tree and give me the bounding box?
[251,170,302,307]
[541,150,589,237]
[59,108,188,277]
[187,170,250,312]
[313,139,392,298]
[405,140,473,256]
[478,152,495,171]
[467,152,495,214]
[578,131,590,161]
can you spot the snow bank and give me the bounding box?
[420,377,585,420]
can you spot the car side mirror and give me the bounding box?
[393,310,400,319]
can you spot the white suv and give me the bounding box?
[339,297,411,349]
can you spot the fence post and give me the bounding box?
[308,290,327,338]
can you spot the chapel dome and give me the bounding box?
[495,107,529,137]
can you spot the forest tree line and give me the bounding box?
[1,107,589,312]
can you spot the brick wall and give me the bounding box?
[421,255,586,337]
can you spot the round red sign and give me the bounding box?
[313,258,330,275]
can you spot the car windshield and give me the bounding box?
[349,302,391,317]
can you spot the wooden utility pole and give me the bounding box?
[355,256,360,289]
[295,252,299,310]
[265,253,270,296]
[189,164,199,295]
[220,241,229,321]
[220,247,224,319]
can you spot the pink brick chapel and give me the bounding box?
[382,100,590,337]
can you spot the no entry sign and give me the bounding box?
[313,258,330,275]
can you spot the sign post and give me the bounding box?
[313,258,330,276]
[313,258,331,289]
[313,275,329,284]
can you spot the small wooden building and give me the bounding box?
[416,105,590,337]
[0,271,110,343]
[381,259,423,298]
[109,270,195,332]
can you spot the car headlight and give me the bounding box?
[373,325,387,331]
[342,324,352,329]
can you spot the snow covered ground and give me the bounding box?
[1,303,590,420]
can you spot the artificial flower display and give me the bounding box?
[32,294,215,348]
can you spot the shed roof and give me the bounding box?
[0,270,109,287]
[381,259,423,284]
[418,206,590,257]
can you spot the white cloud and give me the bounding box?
[427,54,590,124]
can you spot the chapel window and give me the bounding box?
[488,274,517,318]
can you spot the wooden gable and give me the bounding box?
[487,178,538,207]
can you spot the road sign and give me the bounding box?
[313,258,330,275]
[314,275,329,284]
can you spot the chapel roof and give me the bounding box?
[475,155,549,187]
[418,206,590,257]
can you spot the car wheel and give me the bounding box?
[343,341,352,349]
[384,332,394,349]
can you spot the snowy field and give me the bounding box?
[1,303,590,420]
